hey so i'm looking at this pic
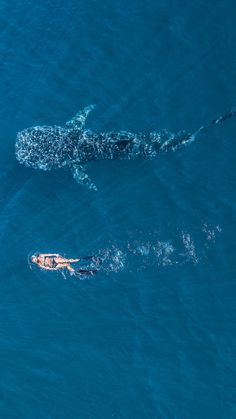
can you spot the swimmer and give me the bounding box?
[31,253,98,275]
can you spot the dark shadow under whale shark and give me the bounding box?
[15,105,236,191]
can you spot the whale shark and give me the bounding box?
[15,105,235,191]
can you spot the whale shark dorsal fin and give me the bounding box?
[71,164,98,191]
[66,104,95,130]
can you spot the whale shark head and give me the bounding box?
[15,125,72,170]
[15,105,96,174]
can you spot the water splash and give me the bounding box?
[180,232,198,264]
[202,223,222,244]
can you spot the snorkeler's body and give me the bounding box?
[31,253,97,275]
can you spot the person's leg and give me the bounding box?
[66,264,76,272]
[67,257,96,263]
[54,263,74,272]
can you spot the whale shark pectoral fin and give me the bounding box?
[71,164,98,191]
[66,105,95,130]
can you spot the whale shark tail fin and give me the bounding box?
[71,164,98,191]
[193,109,236,139]
[179,109,236,148]
[208,109,236,129]
[66,104,95,130]
[160,109,236,152]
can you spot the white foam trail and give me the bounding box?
[181,232,198,264]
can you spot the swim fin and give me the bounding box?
[76,269,98,276]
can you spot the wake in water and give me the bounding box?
[15,106,236,191]
[28,224,221,279]
[94,224,222,275]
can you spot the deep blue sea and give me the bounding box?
[0,0,236,417]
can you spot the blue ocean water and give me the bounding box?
[0,0,236,417]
